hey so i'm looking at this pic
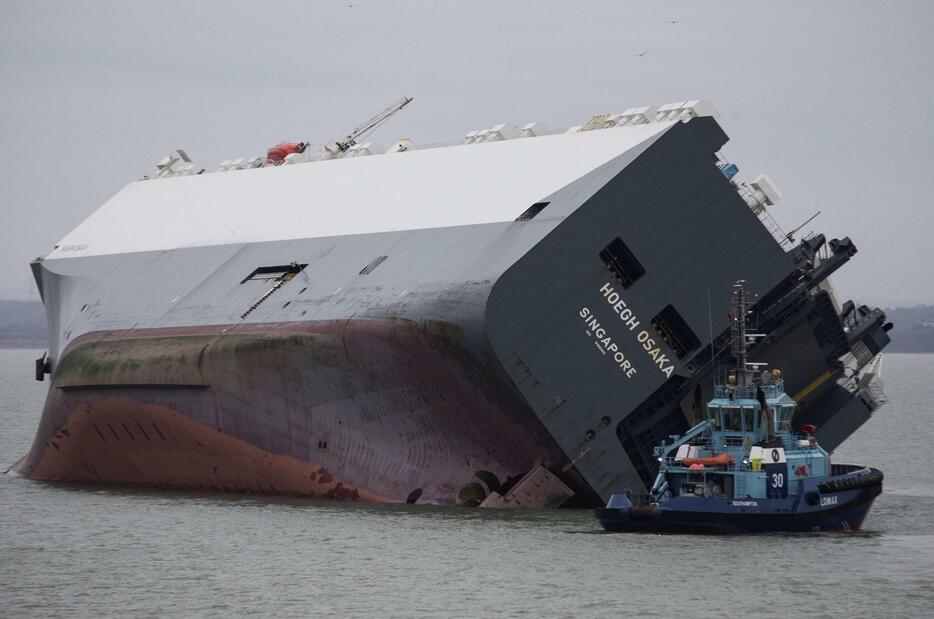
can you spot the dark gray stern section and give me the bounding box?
[486,118,793,500]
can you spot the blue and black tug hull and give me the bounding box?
[596,467,883,534]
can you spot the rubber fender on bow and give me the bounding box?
[817,468,883,494]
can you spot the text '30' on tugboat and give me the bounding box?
[595,282,883,534]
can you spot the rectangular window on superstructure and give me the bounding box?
[515,202,550,221]
[651,304,701,359]
[599,237,645,288]
[240,263,306,284]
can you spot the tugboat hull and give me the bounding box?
[596,468,883,534]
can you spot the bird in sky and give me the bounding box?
[667,20,680,24]
[634,51,647,57]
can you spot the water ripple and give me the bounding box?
[2,350,933,617]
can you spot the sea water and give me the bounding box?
[1,350,932,617]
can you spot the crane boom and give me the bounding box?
[323,96,413,157]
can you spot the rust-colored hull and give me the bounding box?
[28,396,388,500]
[16,320,573,505]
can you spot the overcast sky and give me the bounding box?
[1,1,931,306]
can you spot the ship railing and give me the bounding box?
[866,382,888,405]
[713,384,756,400]
[735,181,790,245]
[856,382,888,410]
[758,208,790,247]
[660,436,717,467]
[842,364,888,409]
[412,127,567,152]
[712,380,785,401]
[664,438,822,474]
[759,381,785,399]
[665,458,746,475]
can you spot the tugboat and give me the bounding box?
[596,282,883,533]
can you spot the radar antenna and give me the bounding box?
[322,96,413,159]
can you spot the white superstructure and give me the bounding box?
[48,100,718,260]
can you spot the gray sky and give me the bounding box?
[1,1,931,306]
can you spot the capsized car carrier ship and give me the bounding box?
[13,98,892,507]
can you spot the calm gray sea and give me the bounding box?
[1,349,932,618]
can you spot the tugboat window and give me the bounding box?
[743,406,756,432]
[723,407,742,432]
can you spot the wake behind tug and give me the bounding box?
[596,283,883,533]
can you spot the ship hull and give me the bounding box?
[15,320,577,505]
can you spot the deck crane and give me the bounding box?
[321,96,413,159]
